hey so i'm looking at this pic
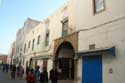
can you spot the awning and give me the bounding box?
[32,55,51,60]
[77,46,115,56]
[31,52,52,60]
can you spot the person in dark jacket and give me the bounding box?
[26,66,30,76]
[16,66,20,77]
[49,69,58,83]
[39,71,43,83]
[11,64,16,79]
[5,64,9,73]
[10,64,12,70]
[43,69,48,83]
[2,64,5,73]
[49,69,54,82]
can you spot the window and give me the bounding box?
[23,58,25,65]
[93,0,105,14]
[45,30,49,46]
[35,60,37,67]
[24,43,26,53]
[62,17,68,36]
[43,59,48,70]
[37,35,40,45]
[26,61,29,67]
[32,39,35,50]
[28,41,31,48]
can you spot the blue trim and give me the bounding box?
[105,47,115,56]
[78,47,115,56]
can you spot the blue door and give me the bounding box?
[82,55,102,83]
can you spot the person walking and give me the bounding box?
[6,64,9,73]
[11,64,16,79]
[26,69,36,83]
[49,69,54,83]
[39,71,43,83]
[26,66,30,76]
[16,66,20,77]
[34,65,40,83]
[43,69,48,83]
[19,65,24,79]
[2,64,5,73]
[49,68,58,83]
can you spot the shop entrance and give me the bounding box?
[55,42,75,80]
[82,55,102,83]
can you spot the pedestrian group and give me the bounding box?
[26,66,58,83]
[2,63,58,83]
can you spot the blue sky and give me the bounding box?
[0,0,67,54]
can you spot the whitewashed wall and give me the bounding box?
[48,4,67,45]
[22,22,43,69]
[69,0,124,30]
[68,0,125,83]
[47,59,53,77]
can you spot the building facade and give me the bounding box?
[14,18,40,67]
[68,0,125,83]
[7,41,15,65]
[12,0,125,83]
[22,20,53,73]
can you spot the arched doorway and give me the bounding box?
[55,42,75,80]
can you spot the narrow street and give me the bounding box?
[0,66,25,83]
[0,66,76,83]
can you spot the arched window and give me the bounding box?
[37,35,40,45]
[45,29,50,46]
[32,39,35,50]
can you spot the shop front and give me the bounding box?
[78,47,115,83]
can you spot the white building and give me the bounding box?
[68,0,125,83]
[37,0,125,83]
[14,18,40,67]
[22,20,53,73]
[12,0,125,83]
[7,41,15,65]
